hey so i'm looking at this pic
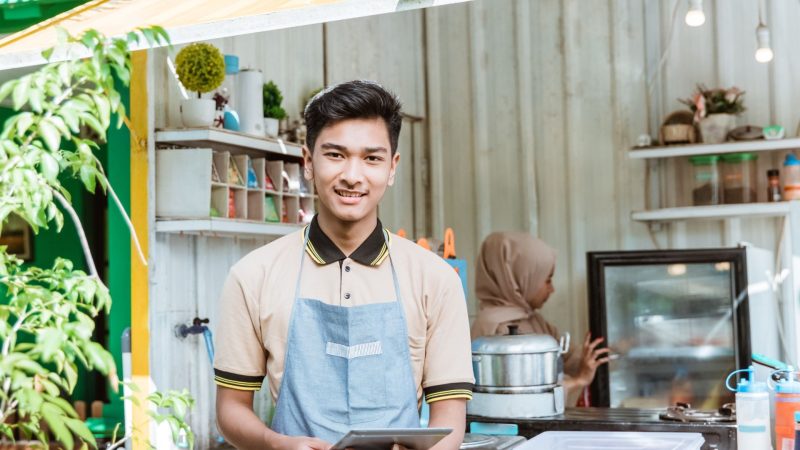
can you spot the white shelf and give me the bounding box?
[155,127,303,159]
[628,137,800,159]
[632,202,798,222]
[156,218,303,238]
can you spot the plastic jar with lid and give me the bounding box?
[721,153,758,204]
[783,154,800,200]
[689,155,722,206]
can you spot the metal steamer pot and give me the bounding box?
[471,325,570,394]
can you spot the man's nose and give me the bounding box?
[340,158,364,185]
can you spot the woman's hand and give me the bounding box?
[572,332,611,388]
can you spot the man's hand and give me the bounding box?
[274,435,332,450]
[217,386,332,450]
[573,332,611,387]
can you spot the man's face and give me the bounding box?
[303,117,400,224]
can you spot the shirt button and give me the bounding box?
[345,265,351,272]
[344,293,351,300]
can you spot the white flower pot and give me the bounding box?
[180,98,216,128]
[264,117,280,138]
[699,113,737,144]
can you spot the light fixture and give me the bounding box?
[755,25,774,63]
[755,0,774,63]
[685,0,705,27]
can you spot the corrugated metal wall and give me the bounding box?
[149,0,800,446]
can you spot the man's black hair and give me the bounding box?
[304,80,402,154]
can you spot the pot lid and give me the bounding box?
[472,333,560,354]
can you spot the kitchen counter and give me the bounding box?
[468,407,736,450]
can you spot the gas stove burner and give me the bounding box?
[659,402,736,423]
[460,434,497,448]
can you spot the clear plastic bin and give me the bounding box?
[721,153,758,204]
[519,431,704,450]
[689,155,721,206]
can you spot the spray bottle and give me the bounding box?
[727,366,772,450]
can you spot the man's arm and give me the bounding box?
[216,386,331,450]
[427,399,467,450]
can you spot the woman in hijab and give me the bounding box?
[471,231,609,404]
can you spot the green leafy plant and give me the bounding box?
[0,27,194,449]
[175,43,226,98]
[263,81,287,120]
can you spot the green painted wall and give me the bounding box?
[105,80,131,422]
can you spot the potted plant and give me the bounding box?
[175,43,226,127]
[681,84,746,144]
[0,28,194,449]
[263,81,287,138]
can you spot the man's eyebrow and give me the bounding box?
[365,146,389,154]
[319,142,347,151]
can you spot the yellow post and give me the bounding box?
[129,49,150,450]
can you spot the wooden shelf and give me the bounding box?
[628,138,800,159]
[632,202,799,222]
[155,127,304,159]
[156,218,303,238]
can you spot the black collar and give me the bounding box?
[305,215,389,266]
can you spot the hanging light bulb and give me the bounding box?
[685,0,706,27]
[755,24,774,63]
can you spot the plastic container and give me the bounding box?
[721,153,758,204]
[519,431,704,450]
[689,155,722,205]
[768,169,783,202]
[794,411,800,450]
[771,368,800,450]
[783,154,800,201]
[726,366,771,450]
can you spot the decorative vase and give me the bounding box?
[264,117,280,138]
[698,113,736,144]
[180,98,216,128]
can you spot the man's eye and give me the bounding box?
[325,152,344,159]
[366,156,383,162]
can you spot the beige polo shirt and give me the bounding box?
[213,217,474,405]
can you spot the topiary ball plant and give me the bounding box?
[263,81,287,120]
[175,43,226,98]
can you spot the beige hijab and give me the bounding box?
[471,232,557,339]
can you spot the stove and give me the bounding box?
[459,434,526,450]
[468,407,736,450]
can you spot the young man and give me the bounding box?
[214,80,474,450]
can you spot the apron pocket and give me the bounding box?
[347,346,387,424]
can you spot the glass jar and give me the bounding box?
[721,153,758,204]
[689,155,722,206]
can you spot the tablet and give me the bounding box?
[330,427,452,450]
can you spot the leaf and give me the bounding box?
[41,47,55,60]
[42,402,74,450]
[45,394,80,418]
[84,341,109,373]
[15,112,34,135]
[64,361,78,392]
[39,119,61,152]
[40,152,60,183]
[79,165,97,193]
[0,80,15,103]
[64,417,97,449]
[12,77,30,110]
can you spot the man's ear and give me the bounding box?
[302,146,313,181]
[387,152,401,187]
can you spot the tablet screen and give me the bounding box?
[330,427,452,450]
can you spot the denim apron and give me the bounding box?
[271,228,420,443]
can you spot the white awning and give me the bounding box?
[0,0,472,70]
